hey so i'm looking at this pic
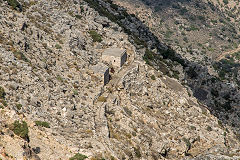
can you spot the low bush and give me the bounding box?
[151,75,156,80]
[13,51,29,62]
[69,153,87,160]
[35,121,50,128]
[75,15,82,19]
[143,49,154,65]
[0,99,7,107]
[55,44,62,49]
[133,147,141,158]
[89,30,102,42]
[0,86,6,99]
[16,104,22,110]
[206,126,212,131]
[5,0,22,11]
[10,120,29,140]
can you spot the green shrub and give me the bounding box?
[133,147,141,158]
[190,126,196,130]
[151,75,156,80]
[83,0,120,24]
[143,49,154,65]
[56,75,63,82]
[188,25,199,31]
[10,120,29,140]
[161,48,186,67]
[133,36,145,46]
[5,0,22,11]
[35,121,50,128]
[165,30,173,38]
[69,153,87,160]
[73,90,78,95]
[218,70,226,80]
[179,7,188,15]
[223,0,228,5]
[55,44,62,49]
[16,104,22,110]
[110,3,119,10]
[13,51,28,62]
[75,15,82,19]
[0,99,7,107]
[183,37,188,43]
[0,86,6,99]
[198,15,206,21]
[89,30,102,42]
[206,126,212,131]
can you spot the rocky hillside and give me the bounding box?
[110,0,240,137]
[112,0,240,88]
[113,0,240,60]
[1,0,240,159]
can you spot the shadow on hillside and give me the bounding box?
[84,0,240,134]
[138,0,194,9]
[138,0,214,13]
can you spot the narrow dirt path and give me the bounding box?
[216,45,240,61]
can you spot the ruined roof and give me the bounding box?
[102,48,126,57]
[92,63,109,74]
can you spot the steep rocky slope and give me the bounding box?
[1,0,240,159]
[113,0,240,60]
[110,0,240,136]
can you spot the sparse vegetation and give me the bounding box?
[2,0,240,158]
[151,75,156,80]
[16,104,22,110]
[13,51,29,62]
[0,88,7,107]
[133,147,141,158]
[10,120,29,140]
[56,75,64,82]
[5,0,22,11]
[165,30,173,38]
[69,153,88,160]
[223,0,229,5]
[75,15,82,19]
[89,30,102,42]
[35,121,50,128]
[73,89,78,95]
[206,126,212,131]
[0,86,6,99]
[55,44,62,49]
[133,36,145,46]
[143,49,154,65]
[190,126,196,130]
[0,99,7,107]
